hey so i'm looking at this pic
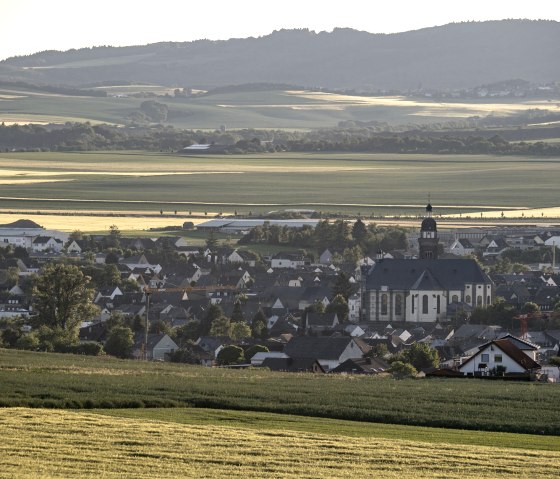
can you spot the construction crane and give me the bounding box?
[514,310,560,340]
[141,284,238,360]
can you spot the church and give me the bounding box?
[362,204,493,323]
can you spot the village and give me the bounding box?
[1,207,560,381]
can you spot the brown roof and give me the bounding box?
[461,339,541,371]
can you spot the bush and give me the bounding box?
[217,345,245,365]
[389,361,417,379]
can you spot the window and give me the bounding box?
[481,354,489,362]
[494,354,503,363]
[422,295,429,314]
[451,295,458,303]
[411,296,415,314]
[486,296,491,305]
[381,294,388,315]
[395,294,402,315]
[477,296,482,307]
[436,295,441,314]
[465,295,471,304]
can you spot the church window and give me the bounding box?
[466,295,471,304]
[381,294,388,315]
[477,296,482,307]
[395,295,402,315]
[422,295,429,314]
[452,295,458,303]
[486,296,491,305]
[436,295,441,314]
[411,296,415,314]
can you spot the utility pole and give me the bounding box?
[144,290,151,360]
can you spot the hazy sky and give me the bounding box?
[1,0,559,61]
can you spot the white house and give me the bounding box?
[448,238,475,256]
[134,334,178,361]
[32,236,63,253]
[458,338,541,376]
[271,253,306,269]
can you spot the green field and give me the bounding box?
[2,349,560,478]
[1,151,560,230]
[1,349,560,435]
[3,85,560,129]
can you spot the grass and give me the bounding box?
[92,407,560,451]
[1,408,559,478]
[1,151,560,231]
[1,349,560,435]
[2,85,560,129]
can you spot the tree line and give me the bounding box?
[2,122,560,156]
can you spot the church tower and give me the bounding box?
[418,202,438,259]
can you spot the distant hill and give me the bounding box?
[1,20,559,90]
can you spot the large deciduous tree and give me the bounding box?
[33,263,97,336]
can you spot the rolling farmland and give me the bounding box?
[1,151,560,231]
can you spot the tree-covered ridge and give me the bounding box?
[1,20,559,90]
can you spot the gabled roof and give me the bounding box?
[461,338,541,371]
[306,312,339,327]
[366,259,491,291]
[284,337,365,360]
[330,357,389,374]
[261,357,325,372]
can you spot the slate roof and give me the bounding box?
[366,259,491,291]
[330,357,390,374]
[261,357,325,373]
[284,337,367,360]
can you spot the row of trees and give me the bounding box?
[239,219,407,258]
[3,122,560,156]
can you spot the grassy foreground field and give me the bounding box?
[1,151,560,231]
[1,349,560,435]
[1,408,559,479]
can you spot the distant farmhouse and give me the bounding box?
[363,204,493,323]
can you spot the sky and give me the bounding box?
[1,0,559,61]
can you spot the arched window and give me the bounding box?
[486,296,491,305]
[422,295,429,314]
[395,295,402,315]
[411,296,415,314]
[477,296,482,307]
[466,295,471,304]
[451,295,459,303]
[436,295,441,314]
[381,294,388,315]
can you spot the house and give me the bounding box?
[330,357,389,374]
[133,334,178,360]
[348,293,361,323]
[227,250,257,267]
[482,237,509,257]
[261,357,325,373]
[283,336,370,371]
[319,249,333,265]
[305,312,339,334]
[458,338,541,377]
[32,236,63,253]
[448,238,475,256]
[271,253,306,269]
